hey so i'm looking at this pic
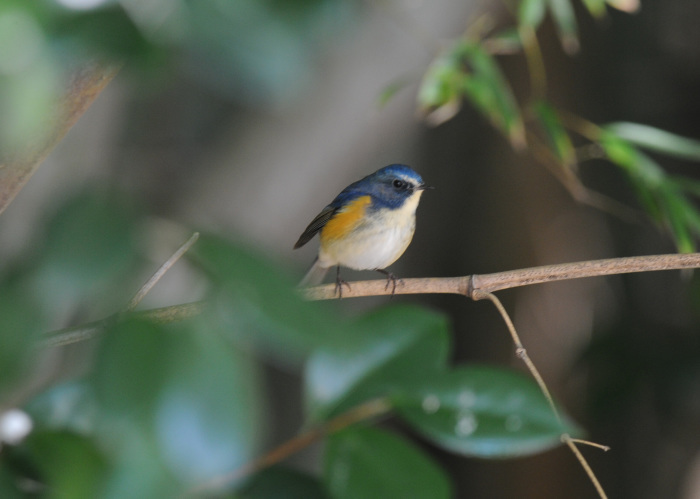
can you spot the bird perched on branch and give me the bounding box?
[294,164,431,295]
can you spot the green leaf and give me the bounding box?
[655,185,700,253]
[304,305,450,422]
[239,466,328,499]
[30,191,140,316]
[152,321,263,485]
[190,234,343,361]
[581,0,608,17]
[548,0,579,53]
[324,427,451,499]
[599,131,665,185]
[532,100,575,166]
[606,122,700,162]
[394,366,581,458]
[599,131,700,250]
[519,0,547,29]
[22,430,108,499]
[51,4,155,61]
[417,52,464,124]
[26,380,98,435]
[459,42,526,149]
[0,278,45,398]
[90,318,178,420]
[90,316,262,487]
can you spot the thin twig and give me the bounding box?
[472,290,561,423]
[569,438,611,452]
[186,397,392,496]
[563,434,609,499]
[124,232,200,312]
[39,302,205,348]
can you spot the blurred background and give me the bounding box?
[0,0,699,497]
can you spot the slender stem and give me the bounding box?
[520,26,547,100]
[562,434,609,499]
[124,232,200,312]
[559,110,605,141]
[39,302,205,348]
[472,290,561,424]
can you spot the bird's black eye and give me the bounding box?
[393,179,405,189]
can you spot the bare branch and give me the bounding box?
[301,253,700,300]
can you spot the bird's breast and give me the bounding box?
[318,191,422,270]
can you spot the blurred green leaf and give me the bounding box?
[26,380,98,435]
[519,0,547,29]
[100,427,181,499]
[90,318,177,420]
[417,52,464,124]
[304,305,450,422]
[324,426,451,499]
[458,42,526,149]
[239,466,329,499]
[0,278,45,397]
[548,0,579,53]
[599,131,665,185]
[29,191,140,316]
[23,429,108,499]
[51,5,154,61]
[153,318,262,486]
[190,234,344,361]
[532,100,575,166]
[394,366,581,458]
[91,316,262,487]
[600,131,700,251]
[581,0,608,17]
[606,122,700,162]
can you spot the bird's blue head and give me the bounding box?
[339,164,430,210]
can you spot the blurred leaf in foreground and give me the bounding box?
[190,234,345,362]
[324,426,451,499]
[304,305,450,423]
[239,466,328,499]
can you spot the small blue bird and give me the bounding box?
[294,164,431,293]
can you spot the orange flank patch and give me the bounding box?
[321,195,371,242]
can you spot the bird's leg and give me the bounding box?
[376,268,402,297]
[335,265,351,299]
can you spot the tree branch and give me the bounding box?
[300,253,700,300]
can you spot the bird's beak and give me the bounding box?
[417,183,434,191]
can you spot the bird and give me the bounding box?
[294,164,431,296]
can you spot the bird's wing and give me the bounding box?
[293,205,336,249]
